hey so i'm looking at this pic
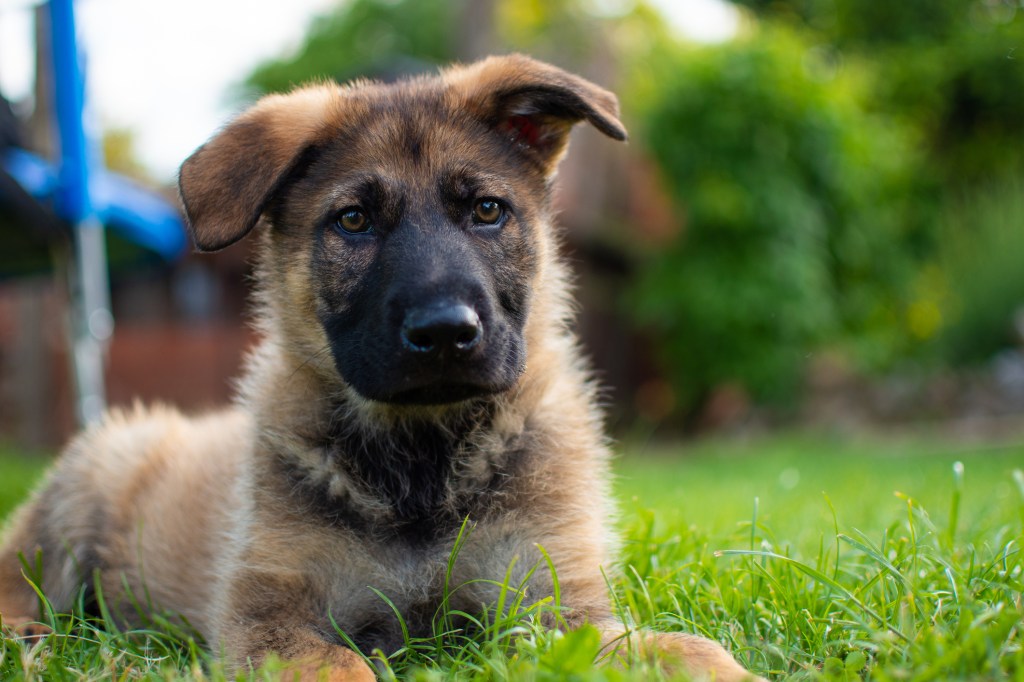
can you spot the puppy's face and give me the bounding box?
[179,56,626,406]
[277,101,541,404]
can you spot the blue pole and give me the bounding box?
[47,0,112,425]
[49,0,91,223]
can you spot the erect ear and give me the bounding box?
[446,53,627,174]
[177,85,341,252]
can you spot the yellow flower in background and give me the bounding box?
[908,299,942,341]
[906,264,951,342]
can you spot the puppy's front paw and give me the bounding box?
[599,626,766,682]
[654,631,766,682]
[283,655,377,682]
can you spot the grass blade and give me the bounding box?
[716,548,909,642]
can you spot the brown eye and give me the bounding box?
[473,199,503,225]
[335,208,371,234]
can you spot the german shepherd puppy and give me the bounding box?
[0,55,762,681]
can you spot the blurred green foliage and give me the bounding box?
[934,177,1024,364]
[627,2,1024,414]
[628,27,922,408]
[729,0,1024,183]
[247,0,457,92]
[731,0,965,45]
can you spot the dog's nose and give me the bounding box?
[401,304,482,355]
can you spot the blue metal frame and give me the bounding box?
[1,0,186,261]
[4,147,187,257]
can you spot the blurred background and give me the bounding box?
[1,0,1023,450]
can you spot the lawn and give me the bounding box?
[1,433,1022,680]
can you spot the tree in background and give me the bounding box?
[246,0,460,92]
[627,27,921,412]
[627,0,1024,419]
[729,0,1024,184]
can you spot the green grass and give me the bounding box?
[0,450,49,521]
[616,434,1024,680]
[1,434,1022,680]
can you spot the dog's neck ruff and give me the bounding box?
[328,398,497,517]
[265,390,531,544]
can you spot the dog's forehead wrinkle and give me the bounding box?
[439,164,510,193]
[348,109,486,175]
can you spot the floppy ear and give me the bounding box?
[446,53,627,174]
[178,86,341,252]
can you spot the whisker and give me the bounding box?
[288,344,334,382]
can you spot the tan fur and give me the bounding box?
[0,56,763,682]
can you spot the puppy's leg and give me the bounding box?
[220,621,375,682]
[214,571,375,682]
[1,414,140,637]
[0,504,60,638]
[0,547,46,639]
[599,625,767,682]
[1,457,107,639]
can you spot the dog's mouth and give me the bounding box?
[384,381,504,406]
[339,345,526,406]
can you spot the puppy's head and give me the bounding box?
[179,54,626,407]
